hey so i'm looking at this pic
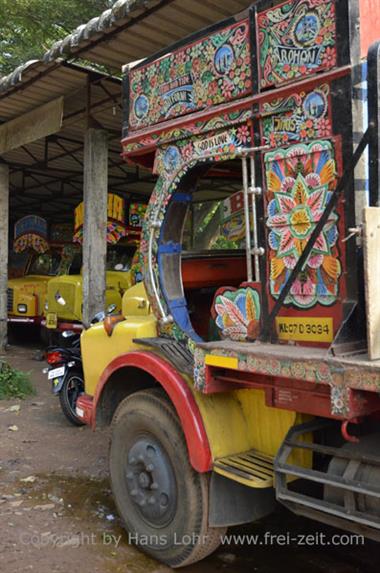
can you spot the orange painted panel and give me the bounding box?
[360,0,380,57]
[182,255,246,289]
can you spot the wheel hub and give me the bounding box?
[138,471,151,488]
[125,437,176,525]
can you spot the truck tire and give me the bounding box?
[58,371,85,426]
[109,388,226,568]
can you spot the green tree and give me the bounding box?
[0,0,114,75]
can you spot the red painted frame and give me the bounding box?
[204,365,380,421]
[92,351,212,473]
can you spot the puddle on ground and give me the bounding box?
[11,473,380,573]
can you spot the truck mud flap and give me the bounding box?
[274,419,380,541]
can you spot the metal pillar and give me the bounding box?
[82,128,108,327]
[0,164,9,350]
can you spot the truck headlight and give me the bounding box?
[17,304,27,313]
[45,301,49,311]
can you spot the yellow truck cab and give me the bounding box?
[44,195,138,334]
[7,213,76,333]
[8,251,57,327]
[8,246,81,329]
[45,243,136,333]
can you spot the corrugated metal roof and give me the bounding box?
[42,0,252,69]
[0,0,255,102]
[0,0,254,221]
[0,62,155,221]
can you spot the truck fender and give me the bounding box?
[93,351,212,473]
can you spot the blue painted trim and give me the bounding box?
[172,192,192,203]
[156,186,202,343]
[158,242,182,254]
[168,298,203,342]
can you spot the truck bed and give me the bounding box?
[194,340,380,417]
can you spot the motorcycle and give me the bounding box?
[44,300,116,426]
[44,331,84,426]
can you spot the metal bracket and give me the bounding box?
[251,247,265,256]
[342,225,362,243]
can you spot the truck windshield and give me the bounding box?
[106,245,136,271]
[27,252,62,276]
[183,188,246,252]
[9,252,30,277]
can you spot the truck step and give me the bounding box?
[274,419,380,541]
[213,449,274,488]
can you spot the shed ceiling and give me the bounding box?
[0,0,254,225]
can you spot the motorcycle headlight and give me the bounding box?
[17,304,27,313]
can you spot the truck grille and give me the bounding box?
[7,288,14,312]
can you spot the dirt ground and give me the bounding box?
[1,343,380,573]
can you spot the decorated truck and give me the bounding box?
[76,0,380,567]
[7,217,76,334]
[44,195,142,333]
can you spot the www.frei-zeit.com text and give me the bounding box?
[19,530,365,549]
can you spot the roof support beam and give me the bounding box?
[82,127,108,326]
[0,163,9,350]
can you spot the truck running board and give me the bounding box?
[213,449,274,488]
[274,420,380,541]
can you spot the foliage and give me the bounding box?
[0,0,114,75]
[211,236,239,249]
[0,361,35,399]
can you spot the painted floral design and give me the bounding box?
[154,125,250,176]
[192,346,376,417]
[258,0,337,88]
[14,215,49,254]
[265,141,341,308]
[262,85,331,147]
[129,20,251,130]
[213,287,261,341]
[122,109,252,156]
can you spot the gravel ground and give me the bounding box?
[0,342,379,573]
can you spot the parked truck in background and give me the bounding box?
[43,195,141,335]
[44,242,136,333]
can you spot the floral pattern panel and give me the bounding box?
[212,286,261,342]
[258,0,337,89]
[264,141,342,309]
[261,84,332,148]
[14,215,49,254]
[128,20,252,131]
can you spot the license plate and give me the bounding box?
[46,313,58,329]
[48,366,65,380]
[275,317,333,343]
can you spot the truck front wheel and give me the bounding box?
[109,388,226,568]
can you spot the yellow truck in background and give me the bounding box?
[8,251,55,328]
[44,196,142,336]
[7,246,76,335]
[44,242,136,334]
[7,217,76,339]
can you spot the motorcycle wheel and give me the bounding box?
[59,370,85,426]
